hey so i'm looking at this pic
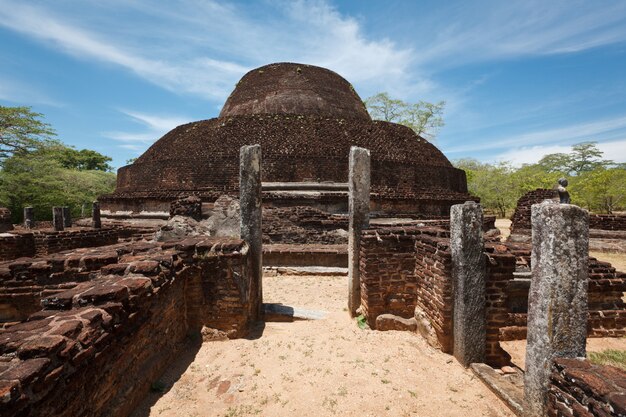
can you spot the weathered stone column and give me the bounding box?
[62,206,71,228]
[240,144,262,320]
[52,207,64,231]
[451,201,486,366]
[524,201,589,417]
[24,207,35,229]
[92,201,101,229]
[348,146,370,317]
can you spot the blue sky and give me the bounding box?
[1,0,625,169]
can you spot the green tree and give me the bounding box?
[0,145,116,222]
[574,167,626,213]
[0,106,56,163]
[49,145,113,171]
[537,142,612,175]
[365,92,445,139]
[454,159,518,217]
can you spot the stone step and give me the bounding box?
[263,303,328,322]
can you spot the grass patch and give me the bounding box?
[589,349,626,370]
[356,314,368,330]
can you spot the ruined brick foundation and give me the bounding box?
[0,236,256,417]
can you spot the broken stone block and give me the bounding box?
[375,314,417,331]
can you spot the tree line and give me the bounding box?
[0,106,116,223]
[453,142,626,217]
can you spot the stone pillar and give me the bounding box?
[62,206,71,228]
[52,207,64,231]
[24,207,35,229]
[451,201,486,366]
[240,144,262,320]
[92,201,101,229]
[524,201,589,417]
[348,146,371,317]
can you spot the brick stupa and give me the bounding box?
[100,63,471,217]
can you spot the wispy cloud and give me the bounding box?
[0,0,414,102]
[445,115,626,154]
[413,0,626,67]
[104,109,192,153]
[493,139,626,166]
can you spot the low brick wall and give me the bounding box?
[511,188,626,233]
[0,233,35,262]
[495,245,626,343]
[359,226,454,351]
[484,244,517,366]
[0,207,12,233]
[33,228,119,256]
[0,228,120,263]
[262,206,348,244]
[590,214,626,231]
[549,358,626,416]
[263,244,347,267]
[359,227,626,367]
[0,237,254,417]
[510,189,558,233]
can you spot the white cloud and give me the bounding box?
[414,0,626,67]
[446,115,626,154]
[0,0,414,102]
[493,139,626,166]
[103,109,193,153]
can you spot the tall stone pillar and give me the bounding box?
[240,144,262,320]
[92,201,102,229]
[451,201,486,366]
[524,201,589,417]
[62,206,72,228]
[24,207,35,229]
[52,207,64,231]
[348,146,370,317]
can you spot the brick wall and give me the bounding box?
[484,244,517,366]
[262,206,348,244]
[33,228,119,256]
[0,237,255,417]
[549,358,626,416]
[511,188,626,233]
[510,189,558,233]
[0,207,12,233]
[359,227,626,367]
[0,234,35,262]
[359,226,454,351]
[590,214,626,231]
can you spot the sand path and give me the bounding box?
[133,274,514,417]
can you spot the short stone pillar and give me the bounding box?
[62,206,71,228]
[52,207,64,231]
[240,144,262,320]
[23,207,35,229]
[348,146,371,317]
[524,201,589,417]
[92,201,101,229]
[451,201,486,367]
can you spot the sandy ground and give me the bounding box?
[133,274,515,417]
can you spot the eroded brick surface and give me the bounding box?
[549,359,626,417]
[0,237,253,417]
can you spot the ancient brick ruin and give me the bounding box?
[1,63,625,417]
[0,237,255,416]
[99,63,473,243]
